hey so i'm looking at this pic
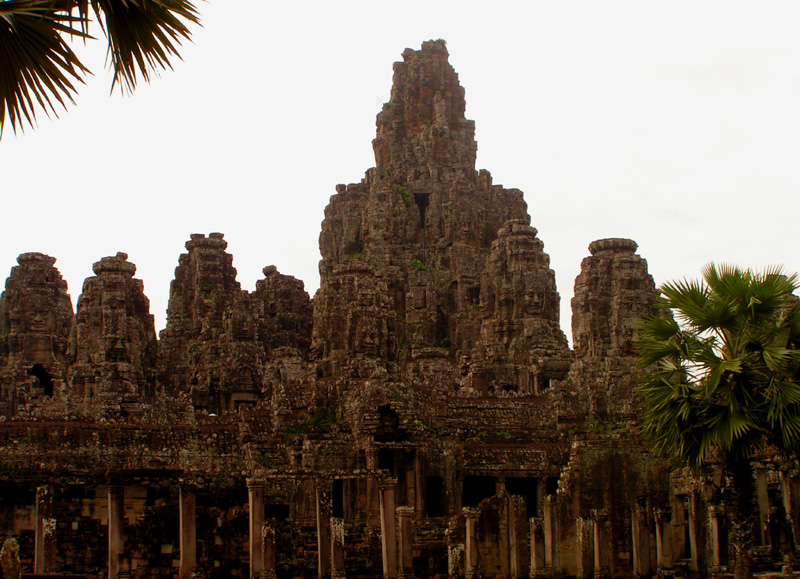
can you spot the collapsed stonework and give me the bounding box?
[0,40,797,579]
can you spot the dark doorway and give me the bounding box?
[426,476,444,517]
[28,364,53,397]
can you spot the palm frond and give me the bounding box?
[0,0,91,135]
[639,263,800,466]
[0,0,201,137]
[90,0,200,93]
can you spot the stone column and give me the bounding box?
[576,518,594,579]
[264,521,277,579]
[331,517,345,579]
[756,467,771,547]
[247,478,265,578]
[317,479,333,579]
[543,496,557,571]
[446,525,465,579]
[536,480,547,517]
[34,485,56,574]
[529,518,545,577]
[397,506,414,579]
[414,449,426,519]
[464,507,479,579]
[781,472,800,549]
[380,479,398,579]
[654,509,673,571]
[631,501,651,577]
[509,495,527,579]
[179,485,197,579]
[592,509,609,579]
[366,448,381,527]
[108,484,125,579]
[498,490,510,578]
[708,505,722,571]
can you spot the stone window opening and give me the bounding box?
[375,405,407,442]
[27,364,53,397]
[414,193,430,226]
[332,479,345,518]
[468,285,481,305]
[265,503,290,519]
[462,475,497,508]
[415,193,430,261]
[378,448,396,476]
[545,476,559,497]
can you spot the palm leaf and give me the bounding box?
[639,263,800,467]
[89,0,200,93]
[0,0,90,135]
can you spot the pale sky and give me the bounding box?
[2,1,800,343]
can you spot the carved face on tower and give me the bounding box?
[1,254,73,359]
[524,290,544,317]
[25,309,54,335]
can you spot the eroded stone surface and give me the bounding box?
[0,253,73,416]
[569,238,659,418]
[69,253,157,417]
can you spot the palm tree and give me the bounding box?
[0,0,200,137]
[638,264,800,579]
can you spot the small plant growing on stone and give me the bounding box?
[396,185,411,206]
[345,249,365,262]
[438,336,451,348]
[411,259,426,271]
[480,224,491,254]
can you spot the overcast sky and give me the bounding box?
[2,1,800,343]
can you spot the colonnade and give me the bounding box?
[25,474,407,579]
[21,464,800,578]
[459,494,558,579]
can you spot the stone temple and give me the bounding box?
[0,40,797,579]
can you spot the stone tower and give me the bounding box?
[314,40,571,413]
[0,253,73,416]
[69,253,158,416]
[570,238,659,417]
[159,233,313,414]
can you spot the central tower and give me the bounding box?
[313,41,572,413]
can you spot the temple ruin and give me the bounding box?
[1,40,798,579]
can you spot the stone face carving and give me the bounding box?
[572,238,657,361]
[0,253,73,416]
[158,234,313,414]
[69,253,157,416]
[158,233,244,412]
[471,220,573,395]
[569,238,659,417]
